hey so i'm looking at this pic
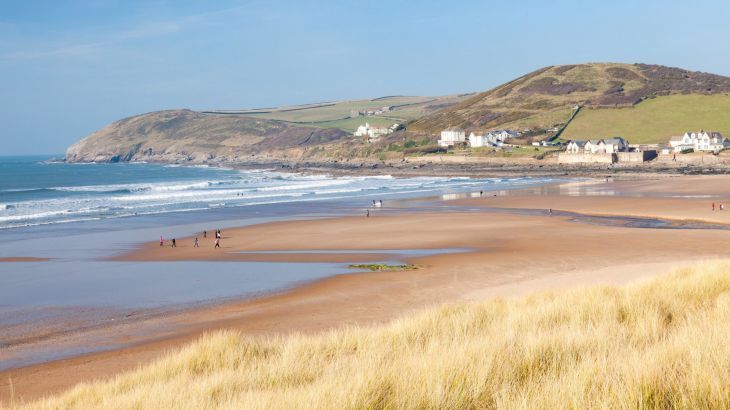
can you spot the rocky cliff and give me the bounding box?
[65,109,349,163]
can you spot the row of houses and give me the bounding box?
[438,128,520,148]
[560,130,730,164]
[565,137,630,154]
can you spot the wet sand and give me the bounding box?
[0,257,49,262]
[453,175,730,225]
[4,175,730,403]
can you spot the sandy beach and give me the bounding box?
[3,174,730,403]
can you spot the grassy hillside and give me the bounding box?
[562,94,730,143]
[27,261,730,409]
[409,63,730,136]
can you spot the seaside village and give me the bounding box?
[354,121,730,164]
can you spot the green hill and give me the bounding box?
[65,63,730,164]
[561,94,730,143]
[408,63,730,137]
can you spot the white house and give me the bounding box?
[565,140,587,153]
[468,132,488,147]
[354,123,395,142]
[668,135,693,152]
[669,131,729,152]
[438,127,466,147]
[584,139,606,154]
[602,137,629,153]
[485,130,520,143]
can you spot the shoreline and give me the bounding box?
[61,156,730,179]
[4,174,730,402]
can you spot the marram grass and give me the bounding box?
[16,260,730,409]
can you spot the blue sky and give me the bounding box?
[1,0,729,155]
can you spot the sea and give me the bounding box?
[0,155,567,369]
[0,156,559,230]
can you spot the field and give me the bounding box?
[562,94,730,143]
[22,260,730,409]
[303,116,400,133]
[204,95,471,130]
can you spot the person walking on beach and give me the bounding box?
[194,237,199,247]
[548,208,552,216]
[160,235,164,247]
[214,238,221,248]
[712,202,716,211]
[721,204,725,211]
[171,238,176,248]
[203,230,207,238]
[366,209,370,217]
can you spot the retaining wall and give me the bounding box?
[558,153,616,164]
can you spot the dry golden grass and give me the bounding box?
[16,261,730,409]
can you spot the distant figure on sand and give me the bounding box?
[712,203,715,211]
[379,200,383,207]
[171,238,176,248]
[160,236,164,247]
[194,237,199,247]
[214,238,221,248]
[203,230,207,238]
[548,208,552,216]
[366,209,370,217]
[721,204,725,211]
[480,191,483,197]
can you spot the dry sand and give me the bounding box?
[3,174,730,403]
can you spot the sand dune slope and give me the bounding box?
[25,261,730,409]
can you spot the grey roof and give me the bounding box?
[569,140,587,147]
[604,137,628,145]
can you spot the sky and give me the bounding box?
[1,0,730,155]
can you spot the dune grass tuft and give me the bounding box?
[21,260,730,409]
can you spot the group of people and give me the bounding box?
[159,228,223,248]
[712,202,725,211]
[366,199,385,217]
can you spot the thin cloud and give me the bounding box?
[116,21,182,40]
[0,42,105,62]
[0,2,264,63]
[0,10,213,63]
